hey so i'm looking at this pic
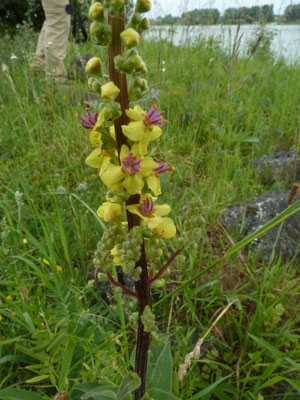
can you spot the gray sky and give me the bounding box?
[149,0,293,17]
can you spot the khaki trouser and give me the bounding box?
[32,0,70,80]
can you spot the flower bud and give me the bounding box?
[101,81,120,100]
[111,0,125,11]
[97,202,122,222]
[90,22,112,46]
[87,279,95,288]
[111,246,124,266]
[136,0,151,13]
[128,55,147,73]
[152,278,165,288]
[89,2,105,21]
[120,28,139,48]
[97,272,107,281]
[101,101,122,121]
[92,80,102,93]
[85,57,102,78]
[140,17,150,30]
[131,12,142,25]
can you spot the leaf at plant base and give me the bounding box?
[147,343,173,392]
[80,386,117,400]
[147,388,180,400]
[117,373,141,400]
[0,389,43,400]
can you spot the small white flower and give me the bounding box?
[2,63,8,72]
[10,54,18,60]
[47,41,53,45]
[162,67,165,72]
[56,186,68,194]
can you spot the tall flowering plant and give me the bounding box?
[77,1,181,398]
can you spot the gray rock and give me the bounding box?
[221,191,300,265]
[252,148,300,184]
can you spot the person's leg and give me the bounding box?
[30,21,47,72]
[42,0,70,81]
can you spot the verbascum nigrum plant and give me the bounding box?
[76,1,182,398]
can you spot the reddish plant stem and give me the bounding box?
[148,248,183,285]
[106,271,139,299]
[107,14,151,400]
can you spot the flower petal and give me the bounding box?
[86,148,104,168]
[147,175,162,196]
[125,105,145,121]
[122,121,144,141]
[153,217,176,238]
[122,175,144,195]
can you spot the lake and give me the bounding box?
[145,24,300,62]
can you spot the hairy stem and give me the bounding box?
[108,13,151,400]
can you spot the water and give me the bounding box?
[145,24,300,62]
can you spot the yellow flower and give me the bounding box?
[97,202,122,222]
[43,259,50,265]
[101,81,120,100]
[120,28,139,47]
[111,246,124,266]
[99,145,157,195]
[122,105,169,155]
[137,0,151,12]
[126,194,176,238]
[56,265,62,271]
[6,295,12,301]
[0,314,2,322]
[23,238,28,244]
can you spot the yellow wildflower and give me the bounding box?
[126,194,176,238]
[43,259,50,265]
[6,295,12,301]
[122,105,169,155]
[56,265,63,271]
[23,238,28,244]
[99,144,157,195]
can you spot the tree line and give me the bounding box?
[153,3,300,25]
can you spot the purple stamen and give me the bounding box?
[76,108,98,130]
[153,158,174,174]
[139,198,155,217]
[121,153,142,175]
[142,104,169,127]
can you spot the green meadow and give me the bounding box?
[0,26,300,399]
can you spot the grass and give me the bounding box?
[0,25,300,399]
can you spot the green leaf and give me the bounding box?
[117,373,141,400]
[81,387,117,400]
[0,389,43,400]
[248,334,283,358]
[58,340,76,389]
[147,343,173,392]
[190,374,233,400]
[25,375,50,383]
[147,388,180,400]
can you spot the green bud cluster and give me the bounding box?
[128,76,148,101]
[114,50,147,75]
[116,226,143,278]
[99,101,122,121]
[93,225,120,270]
[141,305,157,333]
[90,21,112,46]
